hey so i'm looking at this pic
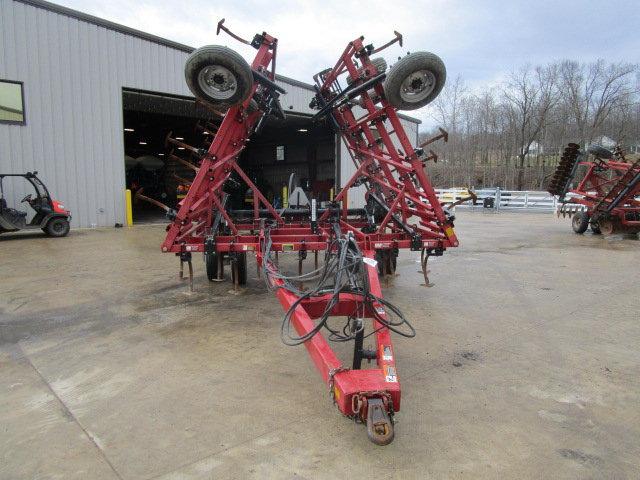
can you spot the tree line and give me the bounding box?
[421,59,639,190]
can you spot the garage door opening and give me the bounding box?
[122,88,220,224]
[123,87,337,222]
[235,115,336,212]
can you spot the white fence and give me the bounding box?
[435,188,559,212]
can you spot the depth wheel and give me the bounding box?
[205,251,224,281]
[586,144,613,159]
[232,252,248,286]
[185,45,253,106]
[598,218,616,235]
[347,57,387,84]
[571,212,589,234]
[590,222,602,234]
[384,52,446,110]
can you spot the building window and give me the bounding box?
[276,145,285,161]
[0,80,25,124]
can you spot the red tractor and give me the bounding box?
[0,172,71,237]
[550,144,640,235]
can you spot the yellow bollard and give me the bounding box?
[282,185,288,208]
[125,189,133,227]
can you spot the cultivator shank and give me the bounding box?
[158,21,463,444]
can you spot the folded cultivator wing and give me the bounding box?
[550,143,640,235]
[160,20,461,445]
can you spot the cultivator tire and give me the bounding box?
[590,222,602,234]
[371,57,388,74]
[231,252,248,286]
[587,144,613,159]
[205,251,223,281]
[45,218,70,237]
[347,57,388,85]
[185,45,254,106]
[597,217,618,236]
[375,249,397,276]
[571,211,589,234]
[384,52,446,110]
[599,219,613,235]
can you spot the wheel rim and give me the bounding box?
[197,65,238,101]
[400,70,436,103]
[572,214,583,229]
[52,221,64,233]
[599,219,614,235]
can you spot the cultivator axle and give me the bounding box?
[156,20,465,444]
[550,143,640,235]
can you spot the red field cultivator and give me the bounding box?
[159,20,466,444]
[549,143,640,235]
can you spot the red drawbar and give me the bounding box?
[264,250,401,415]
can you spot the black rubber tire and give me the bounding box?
[347,57,387,85]
[205,251,221,281]
[232,252,248,286]
[372,57,387,72]
[390,249,398,273]
[571,212,589,234]
[590,222,602,234]
[586,144,613,159]
[45,217,70,237]
[375,250,385,276]
[185,45,253,106]
[384,52,446,110]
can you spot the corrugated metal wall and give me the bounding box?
[0,0,191,227]
[0,0,320,227]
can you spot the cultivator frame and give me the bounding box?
[550,143,640,235]
[158,21,462,445]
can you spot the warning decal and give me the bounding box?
[384,365,398,383]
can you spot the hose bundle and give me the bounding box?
[261,229,415,346]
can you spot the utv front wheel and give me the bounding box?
[45,218,70,237]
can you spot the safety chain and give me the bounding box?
[351,390,394,423]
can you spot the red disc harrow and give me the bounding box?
[551,143,640,235]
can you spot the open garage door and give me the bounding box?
[122,88,336,222]
[237,114,336,211]
[122,88,220,224]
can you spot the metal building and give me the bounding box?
[0,0,419,228]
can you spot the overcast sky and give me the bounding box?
[56,0,640,125]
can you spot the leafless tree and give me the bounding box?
[559,59,637,145]
[502,64,560,190]
[420,59,638,191]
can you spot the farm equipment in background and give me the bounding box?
[549,143,640,235]
[156,19,464,445]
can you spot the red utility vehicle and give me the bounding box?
[0,172,71,237]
